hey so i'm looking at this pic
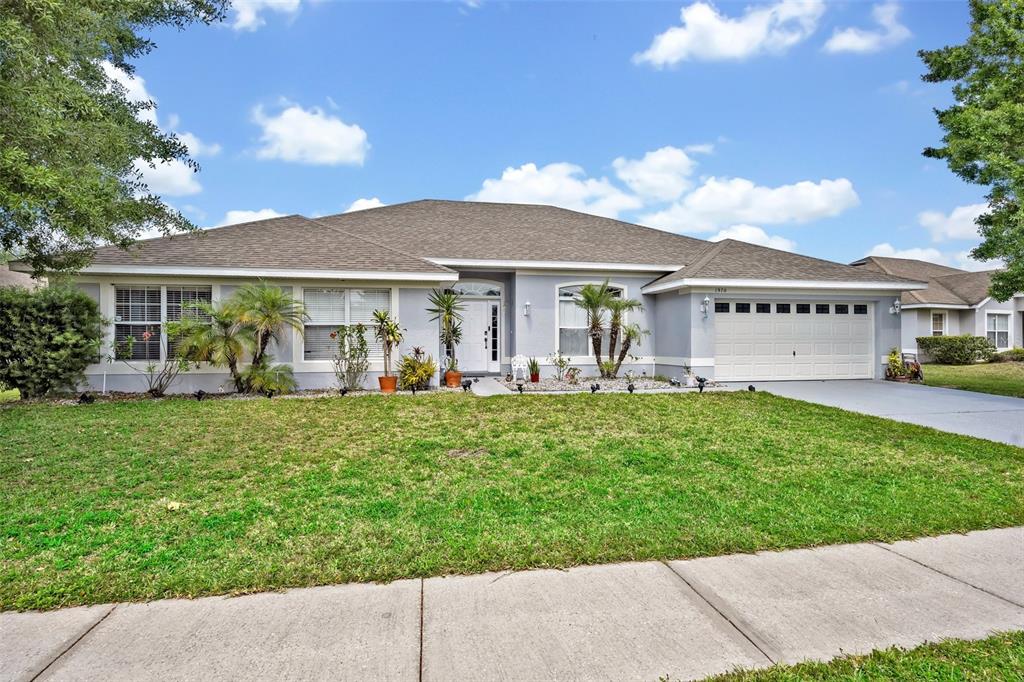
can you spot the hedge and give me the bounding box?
[916,334,996,365]
[0,286,102,398]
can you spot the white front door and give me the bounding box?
[455,300,490,373]
[715,301,874,381]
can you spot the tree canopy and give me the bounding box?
[0,0,226,274]
[920,0,1024,300]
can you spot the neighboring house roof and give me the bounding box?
[0,263,39,288]
[850,256,998,306]
[316,200,711,268]
[644,239,918,292]
[76,215,456,279]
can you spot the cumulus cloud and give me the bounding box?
[612,146,698,201]
[221,208,288,226]
[710,224,796,251]
[232,0,301,31]
[824,2,911,54]
[634,0,825,66]
[918,203,987,242]
[177,131,222,157]
[344,197,386,212]
[865,242,998,271]
[641,176,859,232]
[253,102,369,166]
[466,162,642,219]
[133,159,201,197]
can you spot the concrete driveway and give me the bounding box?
[733,380,1024,447]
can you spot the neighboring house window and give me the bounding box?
[931,312,946,337]
[987,313,1010,350]
[557,284,623,356]
[303,288,390,361]
[114,284,211,361]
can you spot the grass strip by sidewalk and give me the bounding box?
[924,362,1024,398]
[2,392,1023,610]
[704,631,1024,680]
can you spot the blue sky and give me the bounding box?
[122,0,990,270]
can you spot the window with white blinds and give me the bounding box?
[303,288,390,361]
[166,286,212,355]
[557,284,621,357]
[114,286,162,360]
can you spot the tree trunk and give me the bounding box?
[613,337,632,376]
[607,322,620,372]
[589,322,603,374]
[228,354,244,392]
[253,331,270,367]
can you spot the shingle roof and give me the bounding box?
[849,256,996,305]
[317,200,712,267]
[0,263,39,288]
[86,215,454,275]
[648,239,918,287]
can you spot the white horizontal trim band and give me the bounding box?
[900,304,972,310]
[642,278,927,295]
[75,265,458,281]
[429,258,680,272]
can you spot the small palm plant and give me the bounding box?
[372,309,404,380]
[232,282,307,366]
[573,280,613,369]
[174,300,253,392]
[612,323,650,377]
[427,288,465,374]
[605,296,643,375]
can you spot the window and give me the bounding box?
[715,302,729,313]
[931,312,946,337]
[490,303,499,362]
[987,313,1010,349]
[303,288,390,361]
[735,303,751,313]
[776,303,791,314]
[756,303,771,314]
[114,286,161,360]
[816,304,830,314]
[835,304,849,315]
[452,281,501,297]
[854,304,868,315]
[166,285,212,354]
[796,304,810,314]
[557,284,623,356]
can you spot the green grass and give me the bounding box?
[706,631,1024,680]
[924,362,1024,398]
[2,392,1023,610]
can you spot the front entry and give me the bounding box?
[454,299,500,373]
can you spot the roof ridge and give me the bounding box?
[677,239,731,278]
[307,216,456,274]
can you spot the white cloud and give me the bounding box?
[134,159,201,196]
[612,146,698,201]
[344,197,386,212]
[824,2,911,54]
[221,208,287,226]
[177,131,222,157]
[101,61,157,124]
[953,250,1001,272]
[684,143,715,155]
[232,0,301,31]
[252,103,369,166]
[641,176,859,232]
[710,224,796,251]
[634,0,825,66]
[865,242,999,272]
[918,203,987,242]
[467,162,642,219]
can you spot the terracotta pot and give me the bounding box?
[530,372,540,383]
[445,370,463,388]
[887,375,911,383]
[378,375,398,393]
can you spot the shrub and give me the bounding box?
[991,348,1024,363]
[331,323,369,390]
[241,362,296,397]
[0,286,102,398]
[886,347,908,379]
[398,347,437,391]
[916,335,996,364]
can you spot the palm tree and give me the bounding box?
[174,301,252,392]
[573,281,613,368]
[372,309,404,377]
[612,323,650,377]
[427,289,465,371]
[605,296,643,368]
[232,282,307,367]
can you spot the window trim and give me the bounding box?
[555,280,628,358]
[986,312,1011,350]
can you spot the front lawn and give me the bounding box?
[2,392,1023,610]
[924,362,1024,398]
[707,631,1024,681]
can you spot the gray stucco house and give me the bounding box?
[851,256,1023,356]
[14,200,932,392]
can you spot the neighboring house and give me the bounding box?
[850,256,1023,356]
[0,263,40,288]
[11,200,925,392]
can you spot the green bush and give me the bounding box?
[916,335,996,365]
[991,348,1024,363]
[241,362,296,397]
[398,347,437,390]
[0,286,102,398]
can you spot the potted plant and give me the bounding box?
[527,357,540,382]
[885,347,910,382]
[373,309,404,393]
[427,289,465,388]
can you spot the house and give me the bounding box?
[850,256,1023,356]
[11,200,926,392]
[0,263,39,288]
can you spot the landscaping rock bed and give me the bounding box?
[500,375,722,393]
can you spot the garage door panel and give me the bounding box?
[715,302,874,381]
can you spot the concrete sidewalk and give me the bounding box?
[3,527,1022,682]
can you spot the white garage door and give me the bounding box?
[715,301,874,381]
